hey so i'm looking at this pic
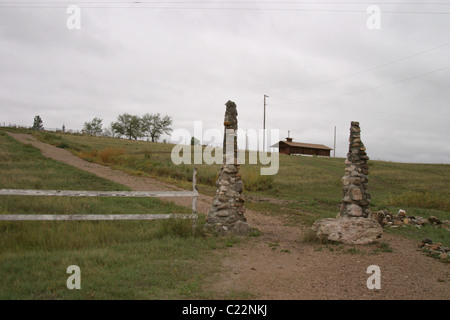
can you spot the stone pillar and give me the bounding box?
[204,100,251,235]
[340,121,371,218]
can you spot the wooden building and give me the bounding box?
[272,137,332,157]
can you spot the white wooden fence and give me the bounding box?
[0,169,198,222]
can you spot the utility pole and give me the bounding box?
[333,126,336,157]
[245,130,248,151]
[263,94,269,152]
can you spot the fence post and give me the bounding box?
[192,168,198,231]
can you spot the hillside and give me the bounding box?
[27,129,450,245]
[1,129,449,300]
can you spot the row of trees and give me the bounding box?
[83,113,173,142]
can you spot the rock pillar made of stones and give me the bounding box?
[339,121,371,218]
[204,100,251,235]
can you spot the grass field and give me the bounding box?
[0,131,234,299]
[32,130,450,219]
[1,128,449,298]
[37,130,450,244]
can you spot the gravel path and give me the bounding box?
[7,132,450,299]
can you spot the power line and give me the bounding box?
[279,65,450,104]
[271,97,450,127]
[288,42,450,92]
[2,1,450,4]
[247,99,262,123]
[1,4,450,14]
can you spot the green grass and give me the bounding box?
[0,131,232,299]
[26,129,450,246]
[8,128,449,298]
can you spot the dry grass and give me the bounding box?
[97,147,126,164]
[388,191,449,211]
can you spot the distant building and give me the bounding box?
[272,137,332,157]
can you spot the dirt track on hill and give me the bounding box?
[7,132,450,300]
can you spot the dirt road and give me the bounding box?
[6,132,449,299]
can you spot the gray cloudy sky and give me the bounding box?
[1,1,449,163]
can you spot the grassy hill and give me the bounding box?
[33,131,449,202]
[27,129,450,243]
[1,128,449,299]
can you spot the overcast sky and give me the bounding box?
[1,1,449,164]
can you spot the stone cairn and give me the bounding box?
[339,121,371,218]
[309,121,382,245]
[204,100,251,235]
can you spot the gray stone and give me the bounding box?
[217,203,231,210]
[349,177,361,186]
[233,220,251,236]
[428,216,441,224]
[346,204,363,217]
[310,217,383,245]
[216,209,230,217]
[350,187,363,201]
[231,180,244,193]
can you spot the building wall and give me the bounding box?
[279,146,291,155]
[281,145,330,156]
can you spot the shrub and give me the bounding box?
[56,141,70,149]
[97,148,126,164]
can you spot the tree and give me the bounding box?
[102,127,113,138]
[111,113,142,140]
[141,113,173,142]
[82,117,103,136]
[191,136,200,146]
[32,115,44,130]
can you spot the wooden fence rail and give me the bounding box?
[0,189,197,198]
[0,214,198,221]
[0,169,198,222]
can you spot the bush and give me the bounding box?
[56,141,70,149]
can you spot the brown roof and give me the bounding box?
[271,140,333,150]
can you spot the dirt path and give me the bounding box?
[7,132,449,300]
